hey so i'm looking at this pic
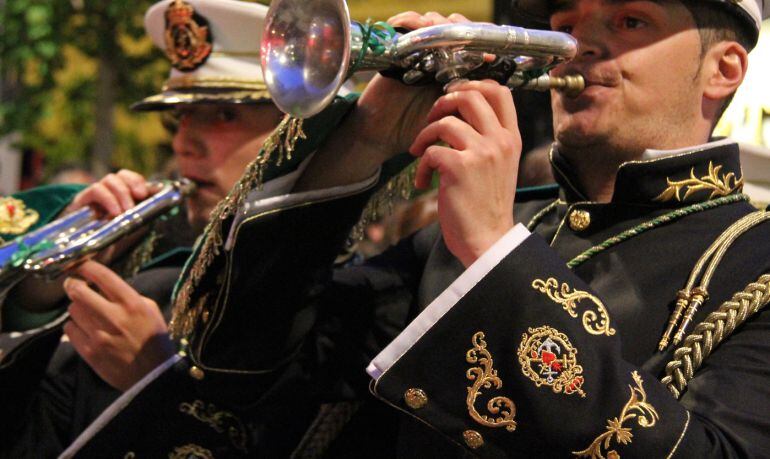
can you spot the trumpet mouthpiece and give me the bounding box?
[550,74,585,97]
[510,73,585,97]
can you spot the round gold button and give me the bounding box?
[404,388,428,410]
[189,365,205,380]
[463,430,484,449]
[569,209,591,231]
[201,310,210,323]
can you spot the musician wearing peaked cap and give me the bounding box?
[0,0,368,456]
[182,0,770,456]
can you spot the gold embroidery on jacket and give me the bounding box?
[179,400,247,452]
[573,371,659,459]
[518,326,586,397]
[465,332,517,432]
[0,197,39,235]
[168,444,214,459]
[654,161,743,202]
[532,278,616,336]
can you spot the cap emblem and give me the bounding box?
[164,0,212,72]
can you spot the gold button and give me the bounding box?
[463,430,484,449]
[568,209,591,231]
[404,388,428,410]
[201,310,210,323]
[189,365,205,380]
[607,451,620,459]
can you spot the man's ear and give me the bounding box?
[702,41,749,102]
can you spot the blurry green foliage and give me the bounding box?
[0,0,169,176]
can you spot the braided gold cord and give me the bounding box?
[662,274,770,398]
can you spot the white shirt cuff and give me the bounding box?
[366,223,532,380]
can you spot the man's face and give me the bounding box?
[549,0,706,157]
[171,103,283,231]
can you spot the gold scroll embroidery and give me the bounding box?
[654,161,743,203]
[168,444,214,459]
[518,326,586,397]
[179,400,247,452]
[573,371,659,459]
[465,332,517,432]
[532,278,616,336]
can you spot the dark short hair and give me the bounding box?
[681,0,753,123]
[681,1,754,56]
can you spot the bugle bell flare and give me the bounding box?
[261,0,583,118]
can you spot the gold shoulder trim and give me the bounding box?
[662,273,770,398]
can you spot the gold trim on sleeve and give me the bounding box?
[179,400,248,452]
[168,444,214,459]
[465,332,517,432]
[532,278,616,336]
[654,161,743,202]
[573,371,659,459]
[518,326,586,397]
[666,411,690,459]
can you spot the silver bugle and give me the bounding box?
[0,178,195,288]
[261,0,585,118]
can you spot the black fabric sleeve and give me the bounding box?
[372,234,768,458]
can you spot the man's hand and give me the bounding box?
[63,260,174,391]
[410,79,522,267]
[64,169,151,218]
[294,12,470,191]
[6,170,154,314]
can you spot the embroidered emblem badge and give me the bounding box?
[0,197,39,235]
[518,325,586,397]
[465,332,517,431]
[573,371,659,458]
[164,0,213,71]
[532,278,616,336]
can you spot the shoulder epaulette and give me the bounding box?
[660,210,770,397]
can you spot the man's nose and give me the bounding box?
[570,19,606,61]
[172,116,205,159]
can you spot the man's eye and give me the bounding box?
[216,108,237,122]
[556,24,573,34]
[620,16,647,29]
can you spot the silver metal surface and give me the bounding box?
[261,0,585,118]
[23,179,195,278]
[0,179,195,292]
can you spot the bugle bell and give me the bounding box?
[261,0,585,118]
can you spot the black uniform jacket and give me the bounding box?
[0,250,190,458]
[192,140,770,458]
